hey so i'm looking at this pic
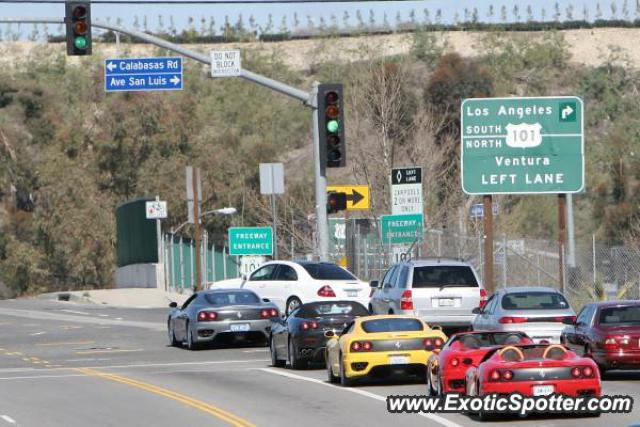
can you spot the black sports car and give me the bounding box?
[168,288,280,350]
[269,300,369,369]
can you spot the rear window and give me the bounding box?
[297,302,369,318]
[599,306,640,325]
[411,265,478,288]
[203,291,260,306]
[300,263,357,280]
[361,318,424,333]
[501,292,569,310]
[453,332,528,349]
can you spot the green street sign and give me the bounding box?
[461,96,584,195]
[228,227,273,256]
[381,214,424,245]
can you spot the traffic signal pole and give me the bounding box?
[0,17,330,261]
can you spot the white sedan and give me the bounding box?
[210,260,369,315]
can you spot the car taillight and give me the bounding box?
[479,288,488,309]
[317,285,336,297]
[489,370,513,381]
[450,358,460,367]
[260,308,279,318]
[301,321,319,330]
[197,311,217,321]
[553,315,576,323]
[424,337,444,352]
[498,316,528,324]
[572,366,594,378]
[604,337,621,351]
[400,290,413,310]
[350,341,373,352]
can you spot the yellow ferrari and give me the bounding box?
[325,315,447,386]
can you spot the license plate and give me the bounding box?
[533,385,554,396]
[389,355,409,365]
[346,290,358,297]
[230,323,250,332]
[439,298,455,307]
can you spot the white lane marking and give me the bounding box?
[242,349,268,353]
[29,331,46,336]
[59,309,90,316]
[85,358,269,370]
[98,314,109,317]
[1,415,16,424]
[115,318,123,320]
[65,358,111,362]
[257,368,464,427]
[0,368,35,374]
[0,373,87,381]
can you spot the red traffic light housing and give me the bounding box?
[66,1,92,56]
[327,192,347,214]
[317,84,345,168]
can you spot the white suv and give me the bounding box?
[369,258,487,329]
[211,261,369,315]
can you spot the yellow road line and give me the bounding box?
[36,341,95,347]
[75,349,143,355]
[76,368,254,427]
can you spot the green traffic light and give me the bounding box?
[74,36,88,50]
[327,120,339,133]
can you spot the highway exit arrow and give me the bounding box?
[347,190,364,206]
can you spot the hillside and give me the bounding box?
[1,28,640,296]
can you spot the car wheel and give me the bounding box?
[426,368,436,396]
[270,336,286,368]
[368,304,373,314]
[288,339,307,370]
[339,353,354,387]
[326,352,339,383]
[167,321,179,347]
[286,297,302,316]
[388,309,394,315]
[186,322,200,351]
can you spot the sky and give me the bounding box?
[0,0,636,37]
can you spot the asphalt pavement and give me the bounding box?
[0,297,639,427]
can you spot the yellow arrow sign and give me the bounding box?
[326,185,370,210]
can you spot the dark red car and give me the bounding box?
[426,331,532,395]
[561,300,640,373]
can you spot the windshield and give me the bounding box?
[599,306,640,325]
[300,263,357,280]
[501,292,569,310]
[412,265,478,288]
[203,291,260,306]
[298,302,368,318]
[453,332,529,349]
[361,318,424,333]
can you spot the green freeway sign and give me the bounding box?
[381,214,423,245]
[228,227,273,256]
[461,96,584,194]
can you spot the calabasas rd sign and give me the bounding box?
[461,96,584,194]
[105,57,183,92]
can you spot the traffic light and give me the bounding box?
[65,1,92,56]
[318,84,345,168]
[327,191,347,214]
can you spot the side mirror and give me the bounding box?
[262,298,270,302]
[471,307,482,315]
[324,330,335,338]
[169,302,178,308]
[369,280,379,288]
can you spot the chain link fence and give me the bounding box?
[330,223,640,311]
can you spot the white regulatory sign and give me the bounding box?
[391,167,423,216]
[146,201,168,219]
[211,50,241,77]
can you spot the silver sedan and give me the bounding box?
[167,288,280,350]
[472,286,576,344]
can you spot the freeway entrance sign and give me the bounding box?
[104,57,183,92]
[380,214,423,245]
[461,96,584,194]
[228,227,273,256]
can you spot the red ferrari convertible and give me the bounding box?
[426,331,532,395]
[465,344,601,398]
